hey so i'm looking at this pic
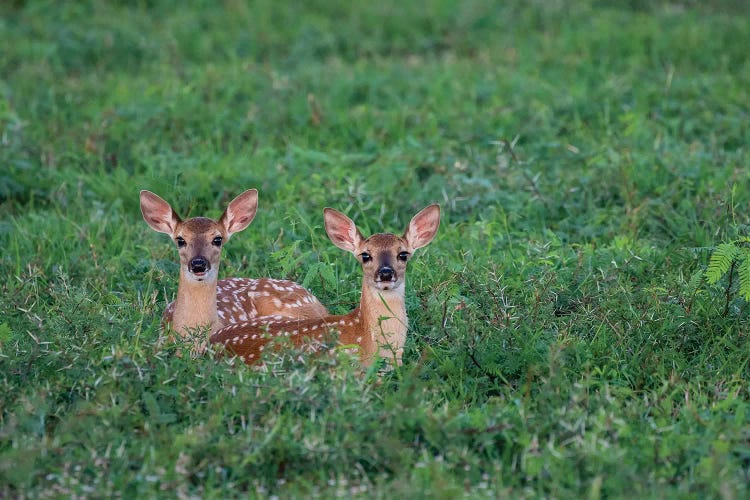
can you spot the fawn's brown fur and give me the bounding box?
[140,189,327,352]
[209,204,440,366]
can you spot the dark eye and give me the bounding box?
[360,252,371,262]
[398,251,409,262]
[176,236,186,248]
[212,236,223,247]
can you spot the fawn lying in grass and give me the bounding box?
[209,204,440,366]
[140,189,327,353]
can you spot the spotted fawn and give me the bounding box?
[209,204,440,366]
[140,189,327,353]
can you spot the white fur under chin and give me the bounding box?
[184,267,219,283]
[372,280,405,293]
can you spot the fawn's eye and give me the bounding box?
[398,251,409,261]
[212,236,223,247]
[176,236,186,248]
[360,252,371,262]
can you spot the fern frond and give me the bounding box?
[706,243,740,284]
[302,261,337,289]
[737,251,750,302]
[686,268,704,294]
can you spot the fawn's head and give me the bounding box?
[324,204,440,292]
[140,189,258,283]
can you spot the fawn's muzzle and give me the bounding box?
[377,266,395,282]
[189,257,210,274]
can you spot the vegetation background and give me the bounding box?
[1,0,749,496]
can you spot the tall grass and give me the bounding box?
[1,0,749,496]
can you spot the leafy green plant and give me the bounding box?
[706,238,750,315]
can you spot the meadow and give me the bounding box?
[1,0,749,496]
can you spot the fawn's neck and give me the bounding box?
[354,281,408,365]
[172,269,221,336]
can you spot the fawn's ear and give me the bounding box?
[404,204,440,251]
[324,208,364,254]
[140,190,181,235]
[220,189,258,239]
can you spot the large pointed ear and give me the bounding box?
[324,208,363,254]
[140,190,181,235]
[219,189,258,238]
[404,204,440,251]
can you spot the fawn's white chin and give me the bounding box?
[373,280,402,291]
[185,268,217,283]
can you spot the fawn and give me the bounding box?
[140,189,327,352]
[209,204,440,366]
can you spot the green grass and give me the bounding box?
[2,0,750,496]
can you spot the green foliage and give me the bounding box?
[739,255,750,302]
[1,0,750,497]
[706,238,750,304]
[706,243,742,285]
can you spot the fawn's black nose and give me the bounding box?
[377,266,395,282]
[189,257,209,274]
